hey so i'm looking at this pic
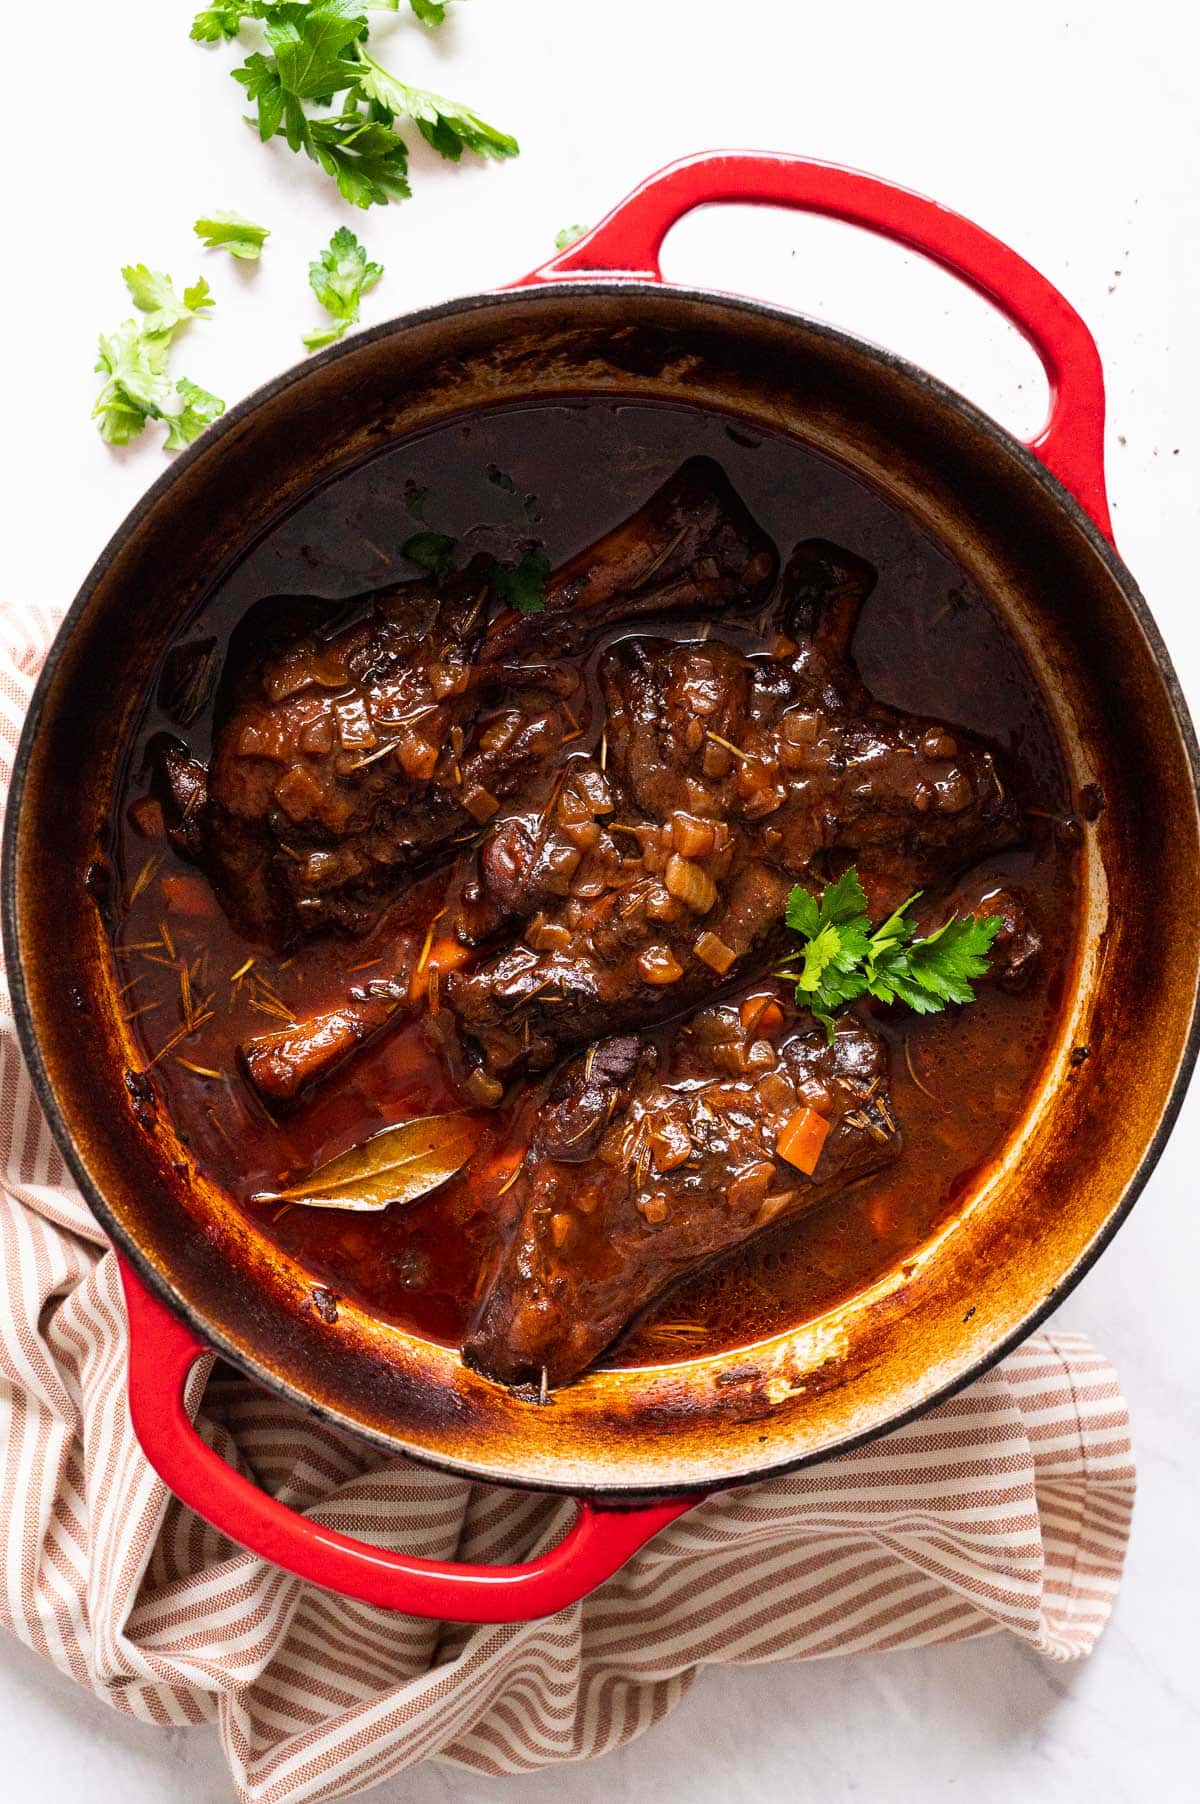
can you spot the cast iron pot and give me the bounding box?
[6,153,1199,1622]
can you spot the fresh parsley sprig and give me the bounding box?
[191,1,517,210]
[303,227,384,349]
[780,867,1002,1042]
[93,268,225,449]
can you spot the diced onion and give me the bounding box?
[694,930,736,974]
[526,914,572,953]
[461,784,500,822]
[782,709,821,745]
[335,697,376,750]
[396,732,438,780]
[670,812,717,858]
[464,1067,504,1108]
[637,944,684,986]
[647,1115,692,1170]
[727,1160,775,1210]
[665,854,717,913]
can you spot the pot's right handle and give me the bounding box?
[522,152,1112,541]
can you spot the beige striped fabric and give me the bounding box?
[0,608,1135,1804]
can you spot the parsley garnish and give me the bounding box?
[780,866,1002,1042]
[93,267,225,450]
[491,548,551,615]
[554,223,587,251]
[193,211,271,260]
[191,1,517,210]
[402,531,456,578]
[303,227,383,350]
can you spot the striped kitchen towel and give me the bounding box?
[0,607,1135,1804]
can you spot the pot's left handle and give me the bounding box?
[119,1259,696,1622]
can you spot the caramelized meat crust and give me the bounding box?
[464,1003,900,1388]
[182,459,778,948]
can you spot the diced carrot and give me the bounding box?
[740,994,784,1038]
[428,936,471,974]
[160,873,217,918]
[776,1106,831,1176]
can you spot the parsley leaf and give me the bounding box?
[93,268,224,451]
[554,223,587,251]
[491,549,551,615]
[121,267,213,335]
[306,110,411,209]
[784,865,867,940]
[262,1,366,102]
[353,48,518,160]
[232,48,286,140]
[869,911,1001,1010]
[191,4,250,42]
[402,531,456,578]
[409,0,448,22]
[162,378,227,450]
[94,325,172,444]
[303,227,384,349]
[193,211,271,260]
[780,866,1001,1041]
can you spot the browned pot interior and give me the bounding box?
[7,287,1199,1495]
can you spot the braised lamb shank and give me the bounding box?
[464,1001,901,1388]
[164,459,777,947]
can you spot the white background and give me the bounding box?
[2,1,1198,1799]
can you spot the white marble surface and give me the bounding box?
[2,1,1199,1798]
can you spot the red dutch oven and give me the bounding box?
[6,153,1199,1623]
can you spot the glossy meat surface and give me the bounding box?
[446,759,792,1077]
[447,538,1020,1086]
[464,1002,901,1388]
[188,459,777,949]
[602,549,1020,896]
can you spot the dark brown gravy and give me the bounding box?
[109,398,1078,1368]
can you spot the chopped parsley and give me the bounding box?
[93,267,225,450]
[193,211,271,260]
[401,531,456,578]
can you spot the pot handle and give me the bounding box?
[119,1258,696,1622]
[519,152,1112,540]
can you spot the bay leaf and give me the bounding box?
[254,1112,477,1212]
